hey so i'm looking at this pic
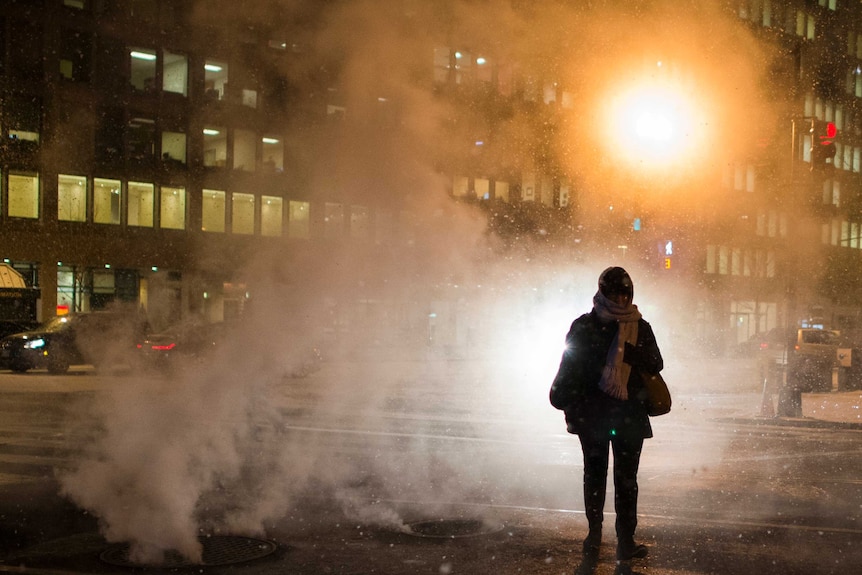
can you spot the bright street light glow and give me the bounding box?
[603,79,707,174]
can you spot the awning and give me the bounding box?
[0,264,27,289]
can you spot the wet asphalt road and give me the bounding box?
[0,357,860,574]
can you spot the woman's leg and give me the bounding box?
[611,434,646,558]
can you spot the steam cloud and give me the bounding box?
[59,0,780,563]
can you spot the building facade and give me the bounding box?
[1,0,862,354]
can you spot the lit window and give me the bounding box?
[161,131,186,164]
[202,189,226,232]
[289,201,310,239]
[261,136,283,171]
[233,129,256,171]
[58,174,87,222]
[261,196,283,237]
[496,180,510,202]
[204,60,229,100]
[93,178,121,225]
[433,47,451,83]
[203,126,227,167]
[452,175,470,198]
[129,48,157,92]
[232,192,255,235]
[242,88,258,108]
[8,173,39,219]
[162,50,187,96]
[350,205,369,239]
[475,178,490,201]
[160,186,186,230]
[128,181,154,227]
[324,202,344,239]
[454,50,471,84]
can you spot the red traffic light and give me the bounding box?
[811,119,837,143]
[810,120,838,172]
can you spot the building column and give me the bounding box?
[39,260,58,322]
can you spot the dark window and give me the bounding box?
[0,18,5,73]
[95,107,124,164]
[4,95,41,152]
[127,116,156,163]
[60,29,92,82]
[9,19,43,81]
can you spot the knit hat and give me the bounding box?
[598,266,633,298]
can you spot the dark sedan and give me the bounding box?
[135,320,322,377]
[135,320,226,371]
[0,311,149,374]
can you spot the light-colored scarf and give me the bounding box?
[593,291,642,400]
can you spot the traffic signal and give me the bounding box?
[810,120,837,172]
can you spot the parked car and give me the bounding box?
[135,320,226,371]
[0,311,149,374]
[758,327,840,392]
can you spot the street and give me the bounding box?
[0,356,860,574]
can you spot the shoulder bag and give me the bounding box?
[641,370,671,416]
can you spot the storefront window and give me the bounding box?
[261,196,283,237]
[202,189,225,232]
[58,174,87,222]
[232,192,255,234]
[288,201,310,239]
[8,173,39,219]
[93,178,121,224]
[127,181,154,227]
[160,186,186,230]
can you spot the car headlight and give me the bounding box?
[24,338,45,349]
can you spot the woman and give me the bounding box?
[550,266,664,561]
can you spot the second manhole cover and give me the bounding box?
[405,518,504,539]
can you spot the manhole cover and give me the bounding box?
[100,535,277,567]
[405,518,504,539]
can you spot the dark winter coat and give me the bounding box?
[549,310,663,439]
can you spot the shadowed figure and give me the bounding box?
[550,267,664,564]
